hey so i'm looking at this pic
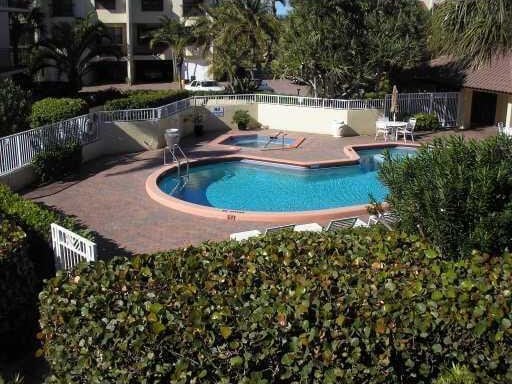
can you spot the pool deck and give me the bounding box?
[23,126,498,257]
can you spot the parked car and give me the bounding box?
[184,80,225,92]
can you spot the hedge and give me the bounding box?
[414,112,440,131]
[32,141,82,183]
[39,229,512,383]
[103,90,190,111]
[380,135,512,258]
[0,78,32,137]
[30,97,88,127]
[0,217,38,361]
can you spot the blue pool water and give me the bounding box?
[223,135,296,149]
[158,147,416,212]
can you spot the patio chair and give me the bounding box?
[230,230,262,242]
[375,119,391,142]
[377,211,401,230]
[395,118,416,143]
[325,217,362,232]
[264,224,295,235]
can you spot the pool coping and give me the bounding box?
[210,132,306,152]
[146,142,420,223]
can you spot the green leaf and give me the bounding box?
[220,326,232,339]
[230,356,243,367]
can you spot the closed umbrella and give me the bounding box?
[390,85,399,122]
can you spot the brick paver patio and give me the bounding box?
[23,126,498,258]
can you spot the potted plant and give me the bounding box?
[193,111,204,137]
[232,110,251,130]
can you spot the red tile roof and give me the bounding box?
[464,54,512,94]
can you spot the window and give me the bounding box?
[95,0,116,10]
[183,0,205,17]
[52,0,73,17]
[141,0,163,12]
[107,27,123,45]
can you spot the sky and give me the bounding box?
[276,1,292,16]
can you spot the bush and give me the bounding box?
[0,78,32,137]
[0,217,38,361]
[380,135,512,258]
[39,230,512,383]
[414,112,440,131]
[232,109,252,129]
[80,88,125,108]
[434,365,477,384]
[32,141,82,183]
[103,89,190,111]
[30,98,88,128]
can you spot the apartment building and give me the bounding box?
[36,0,212,85]
[0,0,32,79]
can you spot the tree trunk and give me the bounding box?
[177,56,184,89]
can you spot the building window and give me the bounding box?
[183,0,205,17]
[95,0,116,10]
[141,0,163,12]
[107,27,123,45]
[52,0,73,17]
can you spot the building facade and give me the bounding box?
[36,0,212,85]
[0,0,32,80]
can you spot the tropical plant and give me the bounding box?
[380,135,512,258]
[30,13,119,92]
[414,112,440,131]
[195,0,279,92]
[431,0,512,68]
[232,109,251,129]
[434,364,477,384]
[0,79,32,137]
[150,17,196,89]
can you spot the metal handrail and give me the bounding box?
[169,144,190,195]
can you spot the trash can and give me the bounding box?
[332,120,345,137]
[165,128,180,148]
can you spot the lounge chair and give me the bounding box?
[230,230,262,242]
[374,211,400,230]
[325,217,368,232]
[264,224,295,235]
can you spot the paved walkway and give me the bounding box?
[23,126,498,257]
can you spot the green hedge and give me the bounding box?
[32,141,82,183]
[30,98,88,127]
[0,217,38,361]
[103,90,190,111]
[380,135,512,258]
[414,112,440,131]
[39,230,512,383]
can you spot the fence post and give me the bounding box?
[15,135,22,168]
[429,93,434,114]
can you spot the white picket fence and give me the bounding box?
[51,223,97,271]
[0,113,100,176]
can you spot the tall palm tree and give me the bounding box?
[31,13,119,92]
[150,17,195,89]
[432,0,512,68]
[9,7,45,66]
[195,0,279,91]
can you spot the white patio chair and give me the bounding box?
[375,120,392,142]
[395,118,416,143]
[230,230,262,242]
[325,217,368,232]
[264,224,295,235]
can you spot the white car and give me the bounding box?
[184,80,225,92]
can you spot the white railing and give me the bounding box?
[0,113,100,176]
[51,223,97,271]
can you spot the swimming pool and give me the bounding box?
[157,146,416,212]
[221,134,296,149]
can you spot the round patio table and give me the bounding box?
[385,121,408,140]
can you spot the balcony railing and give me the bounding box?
[0,47,30,73]
[0,0,31,10]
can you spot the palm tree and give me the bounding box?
[31,13,119,92]
[195,0,279,91]
[9,7,45,66]
[431,0,512,68]
[150,17,195,89]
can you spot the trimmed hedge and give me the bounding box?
[0,217,38,361]
[32,141,82,183]
[380,135,512,258]
[39,230,512,383]
[30,98,88,127]
[103,90,190,111]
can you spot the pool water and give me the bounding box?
[158,147,416,212]
[223,135,295,149]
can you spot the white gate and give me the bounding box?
[51,223,97,271]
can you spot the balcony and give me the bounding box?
[0,0,31,11]
[0,47,30,73]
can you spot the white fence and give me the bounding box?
[384,92,459,127]
[51,223,97,271]
[0,113,100,176]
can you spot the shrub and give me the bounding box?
[0,217,38,361]
[103,89,190,111]
[39,230,512,383]
[232,109,252,129]
[380,135,512,258]
[30,97,88,128]
[414,112,440,131]
[79,88,124,108]
[0,78,32,137]
[32,141,82,183]
[434,365,477,384]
